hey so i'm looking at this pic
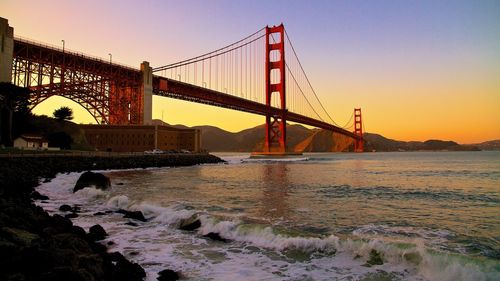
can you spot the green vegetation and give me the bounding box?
[0,83,90,150]
[53,106,74,121]
[9,114,90,150]
[0,82,31,146]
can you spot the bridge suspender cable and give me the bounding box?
[269,32,323,121]
[152,28,265,72]
[153,34,266,72]
[341,111,354,129]
[151,24,356,132]
[284,29,341,127]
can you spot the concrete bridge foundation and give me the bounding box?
[141,61,153,125]
[0,18,14,83]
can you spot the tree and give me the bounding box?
[0,82,31,146]
[53,106,74,121]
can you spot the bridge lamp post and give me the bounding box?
[61,40,65,52]
[108,53,112,64]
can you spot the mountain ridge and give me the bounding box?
[152,120,493,152]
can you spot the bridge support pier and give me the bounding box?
[0,18,14,83]
[107,62,152,125]
[141,61,153,125]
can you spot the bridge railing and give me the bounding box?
[14,36,139,72]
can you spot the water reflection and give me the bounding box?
[258,163,291,220]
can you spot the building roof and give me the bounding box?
[17,134,48,142]
[80,124,197,132]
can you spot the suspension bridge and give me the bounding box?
[1,19,364,153]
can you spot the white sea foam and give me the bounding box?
[418,252,495,281]
[199,217,339,253]
[242,157,309,163]
[132,202,196,225]
[218,154,249,164]
[74,187,106,200]
[33,171,499,281]
[106,195,130,209]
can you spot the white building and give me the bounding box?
[13,134,49,150]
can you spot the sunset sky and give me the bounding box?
[2,0,499,143]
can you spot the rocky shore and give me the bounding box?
[0,154,224,281]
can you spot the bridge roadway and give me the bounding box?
[12,37,360,141]
[152,77,360,140]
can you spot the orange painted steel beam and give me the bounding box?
[12,38,142,124]
[153,77,361,140]
[12,36,362,142]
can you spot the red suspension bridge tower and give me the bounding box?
[264,24,287,153]
[354,108,364,152]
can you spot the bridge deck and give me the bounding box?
[152,77,361,140]
[12,38,360,141]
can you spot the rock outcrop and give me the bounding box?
[0,153,223,280]
[74,171,111,192]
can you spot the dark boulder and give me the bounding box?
[157,269,180,281]
[179,215,201,231]
[1,227,40,247]
[88,224,107,241]
[73,171,110,193]
[70,226,87,238]
[59,205,73,212]
[64,213,78,219]
[117,209,147,222]
[108,252,146,281]
[50,215,73,232]
[31,191,49,200]
[203,232,229,243]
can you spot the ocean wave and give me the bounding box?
[106,195,130,209]
[316,184,500,203]
[198,217,339,253]
[195,215,498,280]
[34,172,500,281]
[134,202,197,225]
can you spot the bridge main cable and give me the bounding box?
[152,28,265,72]
[284,29,342,127]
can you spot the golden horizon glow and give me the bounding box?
[5,0,500,144]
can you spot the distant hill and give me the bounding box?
[363,134,480,151]
[192,124,312,152]
[471,140,500,151]
[151,119,490,152]
[153,119,312,152]
[363,133,407,151]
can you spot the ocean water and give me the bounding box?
[35,151,500,281]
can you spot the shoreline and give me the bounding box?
[0,153,224,281]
